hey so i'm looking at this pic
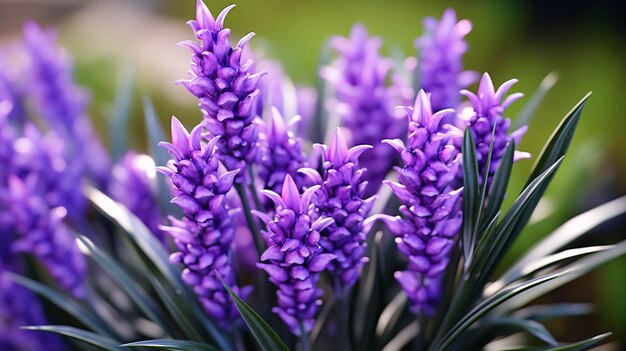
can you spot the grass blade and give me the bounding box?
[542,332,612,350]
[481,141,515,230]
[109,65,135,162]
[461,128,481,268]
[381,321,419,351]
[221,278,289,351]
[23,325,124,351]
[9,273,118,338]
[123,339,219,351]
[515,71,558,129]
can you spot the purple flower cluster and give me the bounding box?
[417,9,477,112]
[179,1,264,177]
[259,108,308,194]
[159,117,246,328]
[322,24,410,196]
[23,22,111,188]
[459,73,529,185]
[254,175,335,335]
[110,152,164,242]
[299,128,375,288]
[378,90,463,314]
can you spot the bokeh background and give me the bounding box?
[1,0,625,348]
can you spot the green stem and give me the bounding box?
[235,183,264,257]
[299,321,312,351]
[335,279,351,350]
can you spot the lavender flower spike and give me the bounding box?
[321,24,410,196]
[459,72,530,185]
[179,1,264,178]
[377,90,463,314]
[159,117,246,328]
[254,175,335,335]
[259,107,308,194]
[299,128,376,288]
[417,9,478,112]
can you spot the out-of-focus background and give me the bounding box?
[1,0,625,346]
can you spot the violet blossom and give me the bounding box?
[254,175,335,335]
[159,117,247,328]
[377,90,463,314]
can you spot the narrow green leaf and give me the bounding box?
[472,158,563,290]
[514,303,593,322]
[494,245,614,288]
[481,141,515,230]
[85,186,183,293]
[23,325,124,351]
[8,274,117,338]
[220,278,290,351]
[526,92,590,186]
[515,71,558,129]
[496,241,626,313]
[542,332,612,351]
[143,95,179,217]
[122,339,219,351]
[509,195,626,275]
[433,271,566,351]
[381,321,419,351]
[482,317,558,346]
[376,292,408,339]
[75,234,174,336]
[109,65,135,161]
[461,128,481,268]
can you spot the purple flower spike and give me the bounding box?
[159,117,247,328]
[417,9,478,113]
[378,90,463,314]
[300,128,375,288]
[459,73,530,185]
[23,22,111,188]
[179,0,264,179]
[7,176,87,298]
[255,175,335,335]
[259,107,308,194]
[110,152,164,242]
[322,24,411,196]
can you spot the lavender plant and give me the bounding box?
[1,2,625,351]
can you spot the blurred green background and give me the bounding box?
[1,0,624,348]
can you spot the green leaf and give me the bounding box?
[433,270,566,351]
[461,128,481,268]
[381,321,419,351]
[515,71,558,129]
[472,158,563,291]
[482,317,558,346]
[526,92,590,186]
[143,96,178,217]
[496,241,626,312]
[109,65,135,161]
[542,332,612,350]
[220,277,289,351]
[508,195,626,276]
[376,291,408,340]
[494,245,614,288]
[23,325,124,351]
[514,303,593,322]
[122,339,220,351]
[75,234,175,337]
[481,141,515,231]
[85,186,183,293]
[8,274,118,338]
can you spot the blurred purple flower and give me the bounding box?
[459,73,530,185]
[23,22,111,188]
[178,1,264,178]
[321,24,411,196]
[377,90,463,314]
[254,175,335,335]
[299,128,375,288]
[159,117,247,328]
[417,9,478,113]
[110,152,164,242]
[259,107,308,194]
